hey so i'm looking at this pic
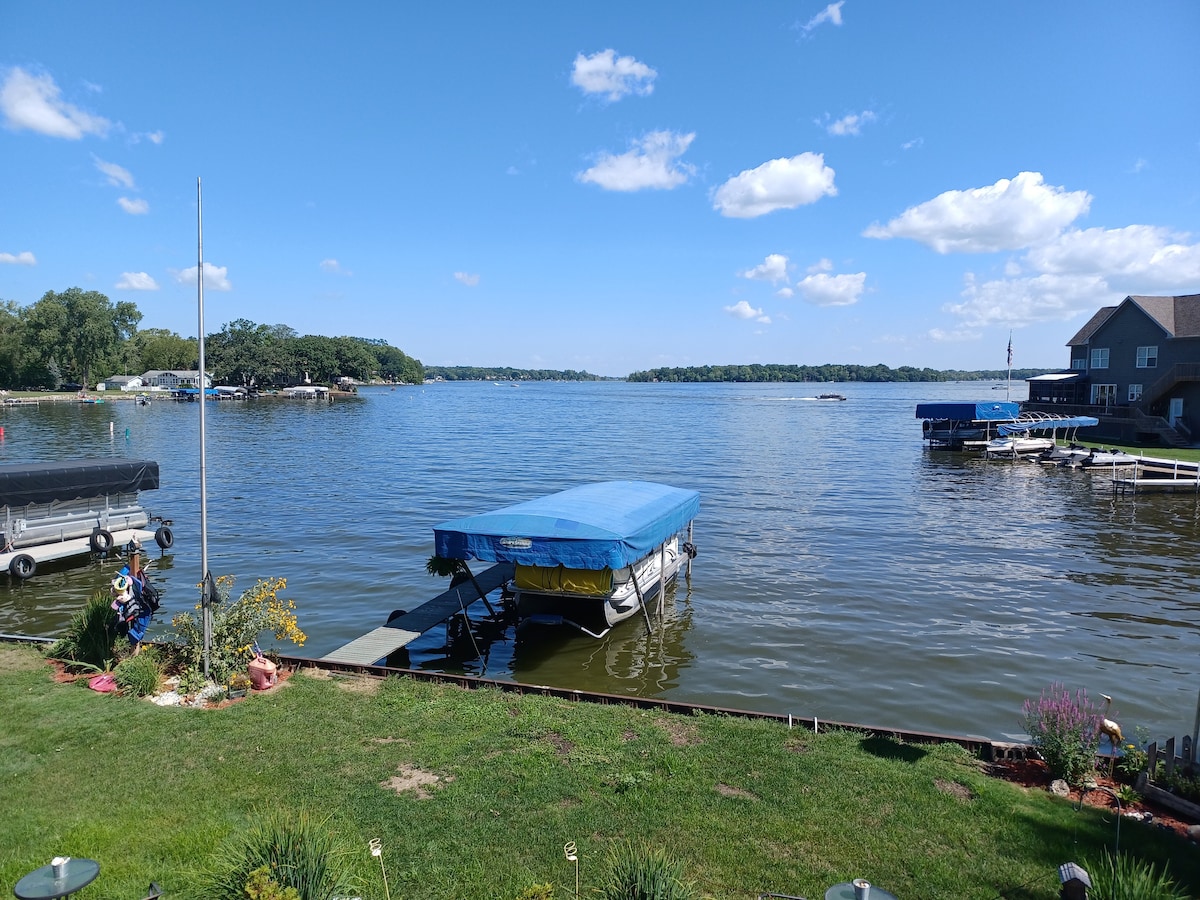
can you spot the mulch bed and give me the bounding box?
[989,758,1194,840]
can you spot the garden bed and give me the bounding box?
[989,758,1195,840]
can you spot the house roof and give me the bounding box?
[1066,294,1200,345]
[1066,307,1117,346]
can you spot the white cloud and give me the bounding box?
[901,138,923,150]
[116,272,158,290]
[824,110,876,136]
[712,152,836,218]
[807,258,833,274]
[863,171,1091,253]
[0,67,111,139]
[1026,225,1200,289]
[797,271,866,306]
[776,287,794,299]
[320,258,352,275]
[0,251,36,265]
[94,156,135,188]
[454,271,481,286]
[138,130,164,145]
[175,261,232,291]
[571,49,657,101]
[118,197,149,214]
[799,1,844,34]
[725,300,768,321]
[739,253,789,284]
[945,225,1200,327]
[928,327,982,343]
[578,130,696,192]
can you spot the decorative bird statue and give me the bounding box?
[1100,694,1123,746]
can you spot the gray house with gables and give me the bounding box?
[1025,293,1200,446]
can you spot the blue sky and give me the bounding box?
[2,2,1198,377]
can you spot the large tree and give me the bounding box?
[133,329,198,373]
[20,288,141,389]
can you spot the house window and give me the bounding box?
[1136,346,1158,368]
[1091,384,1117,406]
[1128,384,1143,402]
[1071,357,1087,370]
[1090,348,1109,369]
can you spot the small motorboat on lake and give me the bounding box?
[432,480,699,639]
[984,435,1056,457]
[816,393,847,401]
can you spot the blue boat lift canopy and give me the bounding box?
[915,402,1020,422]
[434,480,701,571]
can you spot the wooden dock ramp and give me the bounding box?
[319,562,514,665]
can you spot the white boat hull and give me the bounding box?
[517,538,684,638]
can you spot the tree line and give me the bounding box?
[626,364,1048,383]
[423,366,602,381]
[0,288,424,390]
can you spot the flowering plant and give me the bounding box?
[1021,682,1103,784]
[171,576,304,685]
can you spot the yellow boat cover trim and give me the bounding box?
[515,563,614,596]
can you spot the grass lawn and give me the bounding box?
[1,643,1196,899]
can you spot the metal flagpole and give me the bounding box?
[1006,331,1013,401]
[197,177,211,677]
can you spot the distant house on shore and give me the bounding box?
[98,374,144,392]
[1025,293,1200,445]
[141,370,212,390]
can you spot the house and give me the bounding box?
[1025,293,1200,445]
[141,370,212,390]
[99,374,144,392]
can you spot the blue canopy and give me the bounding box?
[997,415,1099,435]
[434,480,700,570]
[915,401,1020,421]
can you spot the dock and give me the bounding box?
[320,562,515,665]
[1108,454,1200,493]
[1,526,160,579]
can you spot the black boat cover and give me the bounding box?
[0,459,160,507]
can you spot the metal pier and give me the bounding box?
[319,562,514,665]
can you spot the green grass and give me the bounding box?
[1,644,1196,899]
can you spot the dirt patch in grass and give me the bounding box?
[380,764,454,799]
[715,783,758,800]
[935,778,975,801]
[656,716,700,746]
[545,732,575,757]
[334,673,381,695]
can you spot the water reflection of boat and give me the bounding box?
[514,579,695,695]
[432,481,700,639]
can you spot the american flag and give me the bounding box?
[1007,334,1013,368]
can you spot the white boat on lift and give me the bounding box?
[983,413,1100,459]
[432,481,699,639]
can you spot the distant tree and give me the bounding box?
[0,300,23,387]
[133,329,197,372]
[19,288,141,388]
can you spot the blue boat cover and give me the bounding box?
[434,481,700,570]
[997,416,1099,435]
[914,401,1020,421]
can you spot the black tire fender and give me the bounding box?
[90,529,114,554]
[9,554,36,579]
[155,524,174,550]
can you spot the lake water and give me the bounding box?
[2,381,1198,743]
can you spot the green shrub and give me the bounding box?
[114,651,162,698]
[192,811,358,900]
[1021,683,1103,784]
[599,843,697,900]
[1086,852,1188,900]
[48,593,119,671]
[1156,768,1200,804]
[245,866,301,900]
